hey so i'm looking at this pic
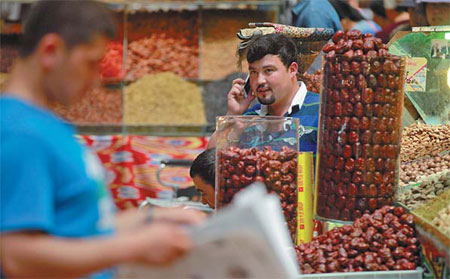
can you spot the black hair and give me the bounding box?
[246,33,298,69]
[20,0,117,57]
[329,0,365,22]
[190,148,215,188]
[370,0,387,18]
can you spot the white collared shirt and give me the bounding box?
[255,81,307,116]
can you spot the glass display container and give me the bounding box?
[315,40,406,222]
[215,115,299,241]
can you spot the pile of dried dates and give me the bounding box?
[217,146,298,240]
[296,206,420,274]
[316,30,405,221]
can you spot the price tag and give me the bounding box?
[405,57,427,92]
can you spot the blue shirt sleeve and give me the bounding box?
[1,135,54,233]
[292,2,342,32]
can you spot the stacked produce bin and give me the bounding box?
[215,116,299,242]
[315,30,406,222]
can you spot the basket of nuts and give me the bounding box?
[315,30,406,222]
[215,115,299,243]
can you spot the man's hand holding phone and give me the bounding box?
[226,77,255,115]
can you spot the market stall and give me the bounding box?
[1,1,449,278]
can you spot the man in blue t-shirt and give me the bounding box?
[207,34,320,153]
[0,1,204,278]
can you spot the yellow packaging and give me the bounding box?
[297,152,314,244]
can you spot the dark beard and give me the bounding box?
[258,94,275,105]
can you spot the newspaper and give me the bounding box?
[118,183,300,278]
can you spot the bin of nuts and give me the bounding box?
[315,30,406,222]
[215,116,299,242]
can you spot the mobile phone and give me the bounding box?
[243,75,251,98]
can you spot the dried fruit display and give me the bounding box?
[50,86,123,124]
[296,206,421,274]
[431,203,450,236]
[125,11,199,80]
[398,170,450,210]
[316,30,405,221]
[124,72,206,125]
[300,70,322,94]
[125,35,199,80]
[414,187,450,224]
[201,10,274,80]
[100,41,123,80]
[217,145,298,241]
[400,123,450,163]
[399,153,450,186]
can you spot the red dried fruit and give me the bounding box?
[372,60,382,73]
[343,49,355,60]
[368,184,378,196]
[352,39,364,49]
[340,88,350,102]
[326,50,337,62]
[335,157,345,170]
[348,131,359,143]
[374,103,384,117]
[367,50,378,57]
[350,117,360,130]
[334,102,343,116]
[361,106,372,120]
[368,198,377,210]
[354,49,363,60]
[368,74,377,88]
[351,61,361,75]
[333,117,343,130]
[348,183,358,197]
[373,171,383,184]
[332,30,345,43]
[323,42,336,53]
[344,102,354,116]
[352,171,363,184]
[366,158,376,172]
[354,102,364,117]
[362,88,374,104]
[361,60,370,75]
[336,195,347,209]
[362,144,372,157]
[363,40,375,52]
[343,145,352,158]
[361,130,372,144]
[347,197,357,210]
[377,73,387,88]
[372,131,383,144]
[342,60,351,75]
[363,172,373,184]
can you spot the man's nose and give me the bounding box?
[257,73,267,86]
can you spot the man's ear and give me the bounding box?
[289,62,298,79]
[36,34,66,71]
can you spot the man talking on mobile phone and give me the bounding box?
[207,33,320,153]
